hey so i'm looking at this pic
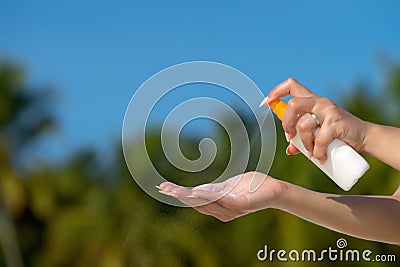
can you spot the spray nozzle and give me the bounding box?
[269,99,287,121]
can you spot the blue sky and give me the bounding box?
[1,0,400,161]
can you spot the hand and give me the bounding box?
[260,78,369,162]
[158,172,287,222]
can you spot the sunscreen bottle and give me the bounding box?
[269,99,369,191]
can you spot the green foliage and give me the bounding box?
[0,60,399,267]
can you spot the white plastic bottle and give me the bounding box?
[269,99,369,191]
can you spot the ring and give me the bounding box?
[310,113,321,126]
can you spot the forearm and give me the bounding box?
[364,123,400,170]
[275,182,400,245]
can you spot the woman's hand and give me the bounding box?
[158,172,287,222]
[260,78,370,163]
[159,172,400,244]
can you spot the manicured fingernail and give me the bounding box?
[285,146,290,155]
[285,132,290,142]
[155,185,161,190]
[259,96,269,107]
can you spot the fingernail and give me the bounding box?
[285,132,290,142]
[155,185,161,190]
[285,146,291,155]
[259,96,269,107]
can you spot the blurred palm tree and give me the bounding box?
[1,58,399,267]
[0,60,55,267]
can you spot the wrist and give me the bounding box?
[269,180,297,210]
[362,122,380,155]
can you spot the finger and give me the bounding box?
[193,174,243,193]
[192,181,226,192]
[159,181,178,190]
[159,188,192,203]
[190,189,225,203]
[169,186,194,197]
[171,193,197,206]
[192,190,248,210]
[297,114,319,158]
[160,184,183,194]
[158,182,173,190]
[159,190,180,198]
[162,188,224,207]
[159,187,213,207]
[313,122,335,163]
[286,143,301,155]
[267,78,315,104]
[282,97,319,139]
[158,183,193,199]
[177,194,210,207]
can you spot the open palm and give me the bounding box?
[159,172,287,222]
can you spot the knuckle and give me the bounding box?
[312,147,325,158]
[315,137,329,148]
[287,98,298,109]
[326,113,343,126]
[315,154,326,162]
[320,98,339,113]
[287,77,297,84]
[282,122,295,135]
[297,120,308,131]
[281,119,290,129]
